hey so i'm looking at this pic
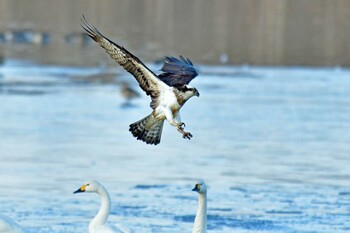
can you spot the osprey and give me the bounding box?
[81,16,199,145]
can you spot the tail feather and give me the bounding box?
[129,114,164,145]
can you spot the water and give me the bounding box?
[0,60,350,232]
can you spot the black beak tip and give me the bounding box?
[73,189,82,194]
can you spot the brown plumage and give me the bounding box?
[81,16,200,145]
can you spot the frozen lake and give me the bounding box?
[0,60,350,233]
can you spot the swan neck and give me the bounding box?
[89,186,111,233]
[192,192,207,233]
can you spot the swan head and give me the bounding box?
[192,180,207,194]
[73,180,101,194]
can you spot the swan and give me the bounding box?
[73,180,131,233]
[0,214,24,233]
[192,180,207,233]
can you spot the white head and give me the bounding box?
[192,180,207,194]
[177,84,200,100]
[185,85,200,98]
[73,180,101,194]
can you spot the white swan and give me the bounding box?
[73,180,131,233]
[192,180,207,233]
[0,214,24,233]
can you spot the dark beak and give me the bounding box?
[73,188,84,194]
[195,90,200,97]
[192,185,199,192]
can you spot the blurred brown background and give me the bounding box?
[0,0,350,66]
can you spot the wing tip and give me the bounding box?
[80,15,102,42]
[163,55,194,66]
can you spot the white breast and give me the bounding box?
[158,87,181,110]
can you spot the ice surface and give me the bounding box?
[0,60,350,232]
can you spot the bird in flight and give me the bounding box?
[81,16,200,145]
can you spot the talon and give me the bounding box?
[177,122,186,128]
[182,132,193,140]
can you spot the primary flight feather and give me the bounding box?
[81,16,200,145]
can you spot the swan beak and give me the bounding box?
[192,184,200,192]
[73,185,86,194]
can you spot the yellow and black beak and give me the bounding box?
[73,185,86,194]
[192,183,200,192]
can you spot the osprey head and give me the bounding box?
[191,87,200,97]
[176,85,200,100]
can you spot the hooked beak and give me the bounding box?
[194,89,200,97]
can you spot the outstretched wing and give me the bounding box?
[81,16,166,99]
[158,56,198,86]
